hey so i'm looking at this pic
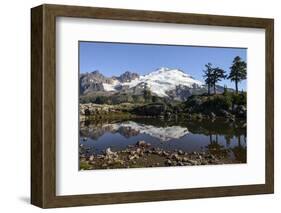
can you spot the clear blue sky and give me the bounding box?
[79,41,247,90]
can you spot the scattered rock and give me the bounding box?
[235,105,247,118]
[177,162,185,166]
[220,109,236,122]
[156,150,163,155]
[97,154,104,159]
[182,157,189,162]
[197,155,203,160]
[136,148,142,154]
[166,159,172,166]
[162,151,169,157]
[136,140,151,148]
[89,155,94,161]
[128,154,139,161]
[80,138,235,169]
[130,150,136,155]
[210,112,216,119]
[171,153,181,161]
[220,109,230,117]
[178,150,184,155]
[186,159,198,165]
[106,148,114,155]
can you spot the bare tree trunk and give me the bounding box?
[213,84,216,94]
[235,80,238,94]
[208,84,210,95]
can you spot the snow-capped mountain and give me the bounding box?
[108,121,189,141]
[80,67,211,101]
[103,67,203,97]
[82,121,189,142]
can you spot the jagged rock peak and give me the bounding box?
[117,71,139,83]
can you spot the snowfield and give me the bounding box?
[102,79,119,91]
[102,67,203,97]
[106,121,189,141]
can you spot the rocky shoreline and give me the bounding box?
[79,140,240,170]
[79,99,246,124]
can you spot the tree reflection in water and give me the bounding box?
[80,117,247,163]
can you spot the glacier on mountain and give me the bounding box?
[102,67,203,97]
[105,121,189,142]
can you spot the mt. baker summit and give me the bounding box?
[80,67,224,101]
[113,67,203,98]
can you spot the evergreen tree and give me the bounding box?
[212,67,226,94]
[203,63,214,95]
[228,56,247,94]
[223,85,228,96]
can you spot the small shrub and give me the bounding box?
[201,95,231,114]
[232,93,246,106]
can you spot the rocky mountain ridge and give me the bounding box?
[80,68,227,101]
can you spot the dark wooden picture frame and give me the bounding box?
[31,4,274,208]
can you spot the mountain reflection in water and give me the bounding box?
[80,118,247,162]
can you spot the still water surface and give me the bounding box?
[80,118,246,162]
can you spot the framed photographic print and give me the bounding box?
[31,4,274,208]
